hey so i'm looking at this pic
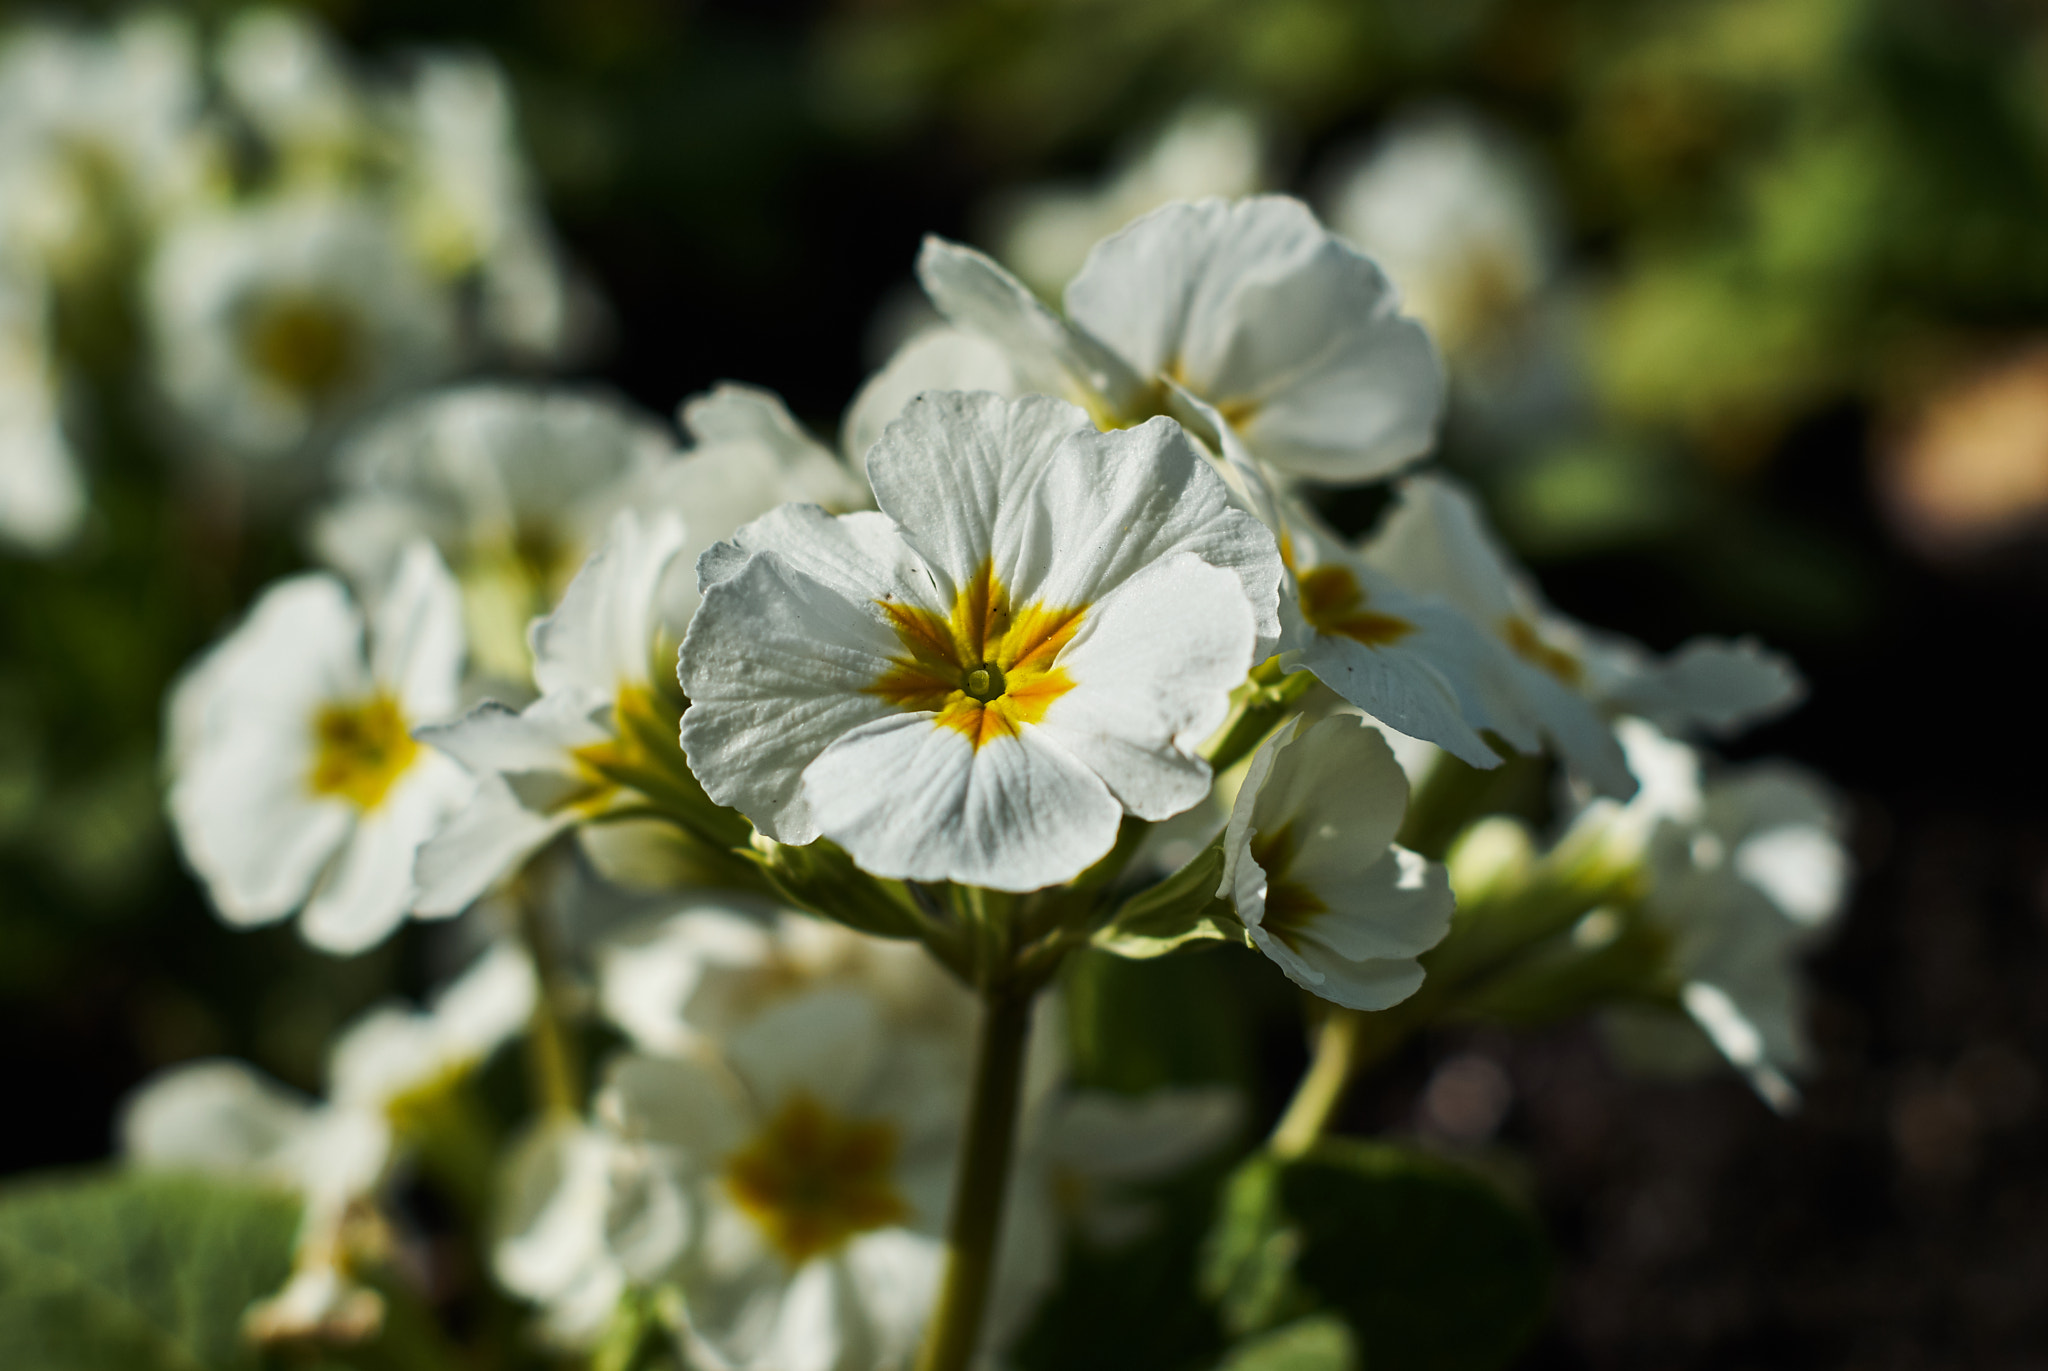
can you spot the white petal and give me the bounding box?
[915,235,1143,412]
[680,381,868,511]
[299,750,471,953]
[677,552,910,845]
[600,1053,751,1160]
[838,1231,944,1371]
[411,774,570,916]
[1034,555,1251,820]
[697,504,932,609]
[367,541,464,723]
[842,327,1021,476]
[724,987,886,1116]
[1249,924,1428,1011]
[120,1059,313,1172]
[1602,635,1805,738]
[1065,196,1444,481]
[532,510,689,697]
[802,717,1122,891]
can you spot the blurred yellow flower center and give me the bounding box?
[1501,615,1581,686]
[724,1092,909,1266]
[868,559,1083,750]
[1249,822,1327,946]
[1296,564,1414,646]
[308,694,418,810]
[242,291,363,403]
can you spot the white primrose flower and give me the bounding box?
[596,988,959,1371]
[121,941,533,1340]
[147,193,458,463]
[397,51,588,361]
[413,510,693,915]
[1323,107,1558,357]
[0,265,84,554]
[167,542,472,953]
[1592,720,1849,1111]
[986,102,1269,297]
[1275,499,1543,771]
[0,12,215,274]
[680,390,1282,892]
[312,383,680,681]
[1221,713,1455,1009]
[1362,472,1804,796]
[906,195,1444,485]
[598,903,977,1060]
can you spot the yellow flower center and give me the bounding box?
[1296,564,1414,647]
[242,291,363,404]
[307,694,419,810]
[867,559,1084,750]
[1501,615,1581,686]
[1248,822,1327,947]
[723,1092,910,1266]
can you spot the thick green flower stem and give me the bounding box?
[1267,1008,1409,1159]
[915,986,1035,1371]
[514,883,582,1119]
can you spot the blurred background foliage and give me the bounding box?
[7,0,2048,1363]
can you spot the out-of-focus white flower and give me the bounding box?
[124,940,534,1339]
[1220,714,1454,1009]
[1362,473,1803,795]
[1324,108,1557,357]
[1582,719,1850,1110]
[907,196,1443,486]
[599,988,958,1371]
[0,266,83,554]
[217,8,371,184]
[0,12,216,276]
[147,193,458,464]
[312,384,680,681]
[397,52,585,360]
[598,903,975,1060]
[681,391,1279,892]
[987,103,1269,297]
[167,542,472,953]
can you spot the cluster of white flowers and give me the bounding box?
[0,8,584,553]
[138,109,1842,1357]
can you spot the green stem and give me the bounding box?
[1267,1008,1409,1159]
[514,884,581,1119]
[1205,665,1313,776]
[915,987,1035,1371]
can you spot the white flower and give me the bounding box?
[122,940,534,1339]
[908,195,1443,485]
[681,381,874,515]
[0,266,83,553]
[598,903,976,1060]
[1624,722,1848,1109]
[1276,500,1540,770]
[167,542,472,953]
[680,391,1280,891]
[397,52,586,360]
[598,988,957,1371]
[1323,107,1557,356]
[216,8,371,183]
[986,103,1269,297]
[1220,713,1455,1009]
[0,13,215,272]
[312,383,680,681]
[147,192,458,463]
[493,1117,645,1345]
[1362,472,1803,795]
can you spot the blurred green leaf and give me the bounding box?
[1201,1154,1313,1338]
[1213,1313,1358,1371]
[0,1169,301,1371]
[1283,1141,1550,1371]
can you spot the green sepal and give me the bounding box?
[582,688,753,854]
[740,836,928,942]
[1093,842,1242,959]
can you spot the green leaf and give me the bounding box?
[1213,1313,1358,1371]
[1200,1154,1313,1338]
[1282,1142,1550,1371]
[0,1169,302,1371]
[1093,844,1240,959]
